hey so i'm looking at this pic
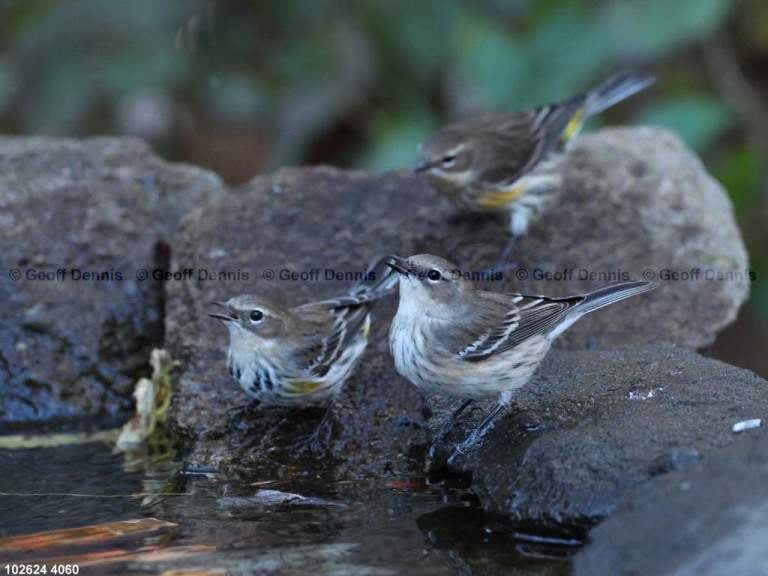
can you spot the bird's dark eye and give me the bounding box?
[249,310,264,322]
[427,269,441,281]
[442,154,457,167]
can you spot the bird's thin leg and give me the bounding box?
[480,234,519,277]
[447,402,506,465]
[296,404,335,454]
[428,399,474,458]
[495,234,519,271]
[227,400,259,430]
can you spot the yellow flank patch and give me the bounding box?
[563,108,585,141]
[288,380,323,394]
[361,316,371,338]
[479,184,524,210]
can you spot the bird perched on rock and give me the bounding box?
[208,255,396,447]
[415,70,655,267]
[386,253,657,459]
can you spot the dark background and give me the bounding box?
[1,0,765,377]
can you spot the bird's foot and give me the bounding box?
[226,401,259,431]
[446,430,483,467]
[292,408,334,455]
[445,405,503,466]
[428,399,474,460]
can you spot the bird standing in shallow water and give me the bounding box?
[415,70,655,268]
[386,254,657,460]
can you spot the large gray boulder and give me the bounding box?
[0,124,756,572]
[445,126,750,349]
[0,127,751,502]
[0,137,225,426]
[573,428,768,576]
[164,167,432,478]
[429,345,768,532]
[163,126,750,484]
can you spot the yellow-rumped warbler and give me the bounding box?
[208,256,396,443]
[415,70,655,265]
[386,254,657,457]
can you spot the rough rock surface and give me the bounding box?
[444,126,750,350]
[0,137,225,426]
[0,123,758,569]
[164,167,432,478]
[573,428,768,576]
[1,127,750,490]
[427,345,768,534]
[159,126,749,478]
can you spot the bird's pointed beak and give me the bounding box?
[414,159,433,173]
[386,255,414,276]
[207,301,238,322]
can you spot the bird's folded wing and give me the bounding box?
[456,293,583,361]
[297,301,371,377]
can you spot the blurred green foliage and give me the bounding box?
[636,96,732,151]
[0,0,765,316]
[0,0,742,166]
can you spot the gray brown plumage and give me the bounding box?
[416,70,655,245]
[209,256,396,406]
[387,253,657,455]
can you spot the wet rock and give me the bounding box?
[165,126,747,477]
[164,167,434,478]
[572,428,768,576]
[217,489,340,509]
[428,345,768,534]
[444,127,749,350]
[0,137,225,426]
[0,125,746,475]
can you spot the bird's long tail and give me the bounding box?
[302,255,398,312]
[546,280,657,341]
[584,70,655,117]
[348,254,399,300]
[554,70,654,147]
[577,280,658,316]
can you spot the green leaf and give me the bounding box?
[523,2,615,104]
[453,11,527,111]
[603,0,734,57]
[715,148,761,213]
[23,59,95,135]
[757,280,768,318]
[356,110,436,172]
[205,73,265,123]
[102,49,187,94]
[386,0,461,72]
[0,58,16,113]
[635,95,732,151]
